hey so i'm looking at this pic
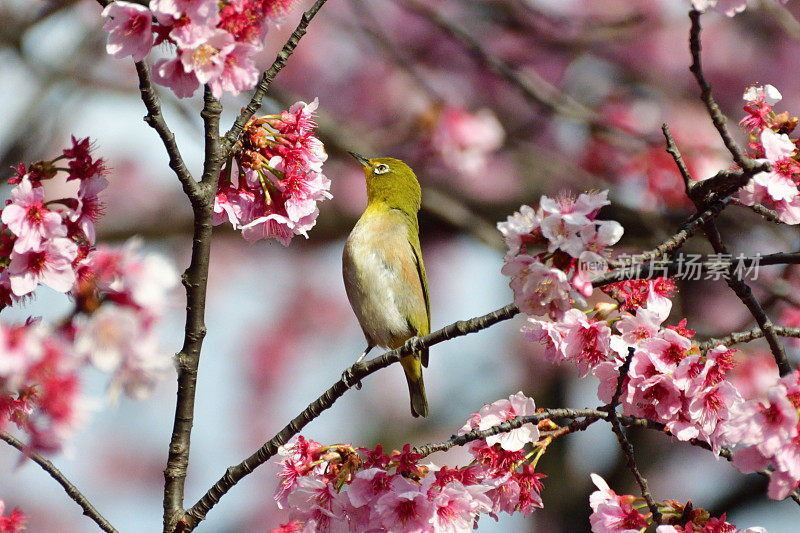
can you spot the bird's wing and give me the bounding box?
[407,226,430,367]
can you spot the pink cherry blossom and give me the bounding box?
[152,57,200,99]
[101,1,154,62]
[502,256,571,320]
[374,476,434,532]
[180,30,235,85]
[562,312,612,377]
[521,317,567,364]
[7,238,78,296]
[460,392,539,452]
[347,467,392,508]
[587,474,648,533]
[1,176,66,253]
[0,500,27,533]
[207,43,260,99]
[497,204,542,258]
[74,305,173,401]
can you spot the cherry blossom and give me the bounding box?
[101,0,304,99]
[214,99,331,245]
[1,177,66,253]
[101,1,154,62]
[7,238,79,297]
[0,500,26,533]
[459,392,539,452]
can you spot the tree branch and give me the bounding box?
[133,61,200,203]
[182,303,519,530]
[161,88,221,532]
[688,10,750,171]
[699,325,800,352]
[1,432,118,533]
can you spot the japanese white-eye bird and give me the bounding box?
[342,152,430,418]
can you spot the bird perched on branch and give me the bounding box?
[342,153,430,418]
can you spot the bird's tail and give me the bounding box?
[401,353,428,418]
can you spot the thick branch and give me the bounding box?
[1,432,118,533]
[182,303,519,530]
[221,0,329,153]
[162,92,221,532]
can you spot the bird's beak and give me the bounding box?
[348,151,371,168]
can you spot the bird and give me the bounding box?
[342,152,430,418]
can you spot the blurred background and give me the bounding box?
[2,0,800,531]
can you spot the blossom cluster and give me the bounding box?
[725,370,800,500]
[0,500,26,533]
[0,141,178,452]
[214,99,331,245]
[1,136,107,307]
[272,392,545,532]
[498,190,623,320]
[509,189,799,500]
[101,0,302,99]
[737,84,800,224]
[0,321,83,454]
[74,239,179,400]
[526,275,742,454]
[589,473,765,533]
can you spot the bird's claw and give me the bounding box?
[341,367,362,390]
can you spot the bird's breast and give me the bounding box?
[342,211,424,349]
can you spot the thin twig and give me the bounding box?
[699,325,800,352]
[413,408,605,457]
[662,123,693,191]
[1,432,118,533]
[133,61,200,203]
[606,348,662,523]
[221,0,330,154]
[688,10,750,171]
[704,220,791,376]
[730,198,784,224]
[182,303,519,530]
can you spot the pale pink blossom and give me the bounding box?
[8,237,78,296]
[207,43,260,99]
[744,84,783,106]
[101,1,153,62]
[502,256,571,320]
[497,205,541,257]
[1,177,66,253]
[180,30,235,85]
[152,58,200,98]
[459,392,539,452]
[430,483,489,533]
[588,474,648,533]
[521,317,566,364]
[74,305,173,400]
[347,468,392,508]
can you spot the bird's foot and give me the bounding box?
[341,367,362,390]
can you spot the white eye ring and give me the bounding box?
[374,164,390,175]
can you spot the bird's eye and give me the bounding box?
[374,164,390,175]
